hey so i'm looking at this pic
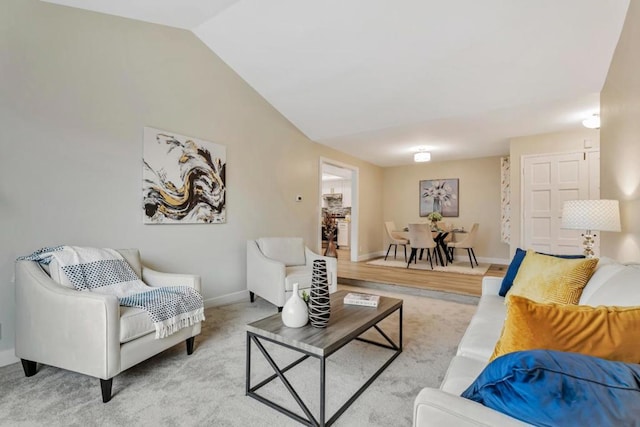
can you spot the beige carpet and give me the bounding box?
[366,258,490,276]
[0,284,477,427]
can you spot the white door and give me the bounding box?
[522,152,597,254]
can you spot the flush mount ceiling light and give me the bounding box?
[582,114,600,129]
[414,149,431,162]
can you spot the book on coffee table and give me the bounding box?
[343,292,380,307]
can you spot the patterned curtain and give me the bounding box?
[501,157,511,244]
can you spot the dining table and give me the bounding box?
[395,228,453,266]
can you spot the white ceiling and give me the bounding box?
[44,0,629,166]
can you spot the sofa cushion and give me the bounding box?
[440,355,488,395]
[120,306,155,343]
[456,295,506,361]
[462,350,640,427]
[257,237,306,266]
[491,295,640,363]
[581,265,640,307]
[578,258,627,304]
[414,388,529,427]
[508,251,597,304]
[499,248,585,297]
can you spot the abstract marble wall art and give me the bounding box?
[143,127,226,224]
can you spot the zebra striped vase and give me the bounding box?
[309,260,331,328]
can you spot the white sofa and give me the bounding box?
[15,249,202,403]
[413,258,640,426]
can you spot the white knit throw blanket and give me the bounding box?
[20,246,205,339]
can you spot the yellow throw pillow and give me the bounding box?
[508,250,598,304]
[491,295,640,363]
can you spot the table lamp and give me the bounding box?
[561,199,621,258]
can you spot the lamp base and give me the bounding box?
[582,231,596,258]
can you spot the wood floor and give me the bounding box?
[336,248,507,297]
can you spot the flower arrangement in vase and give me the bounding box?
[426,211,443,229]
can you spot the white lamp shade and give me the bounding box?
[561,199,621,232]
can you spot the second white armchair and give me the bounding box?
[247,237,338,311]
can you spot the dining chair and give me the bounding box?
[437,221,454,243]
[448,223,479,268]
[407,223,437,269]
[384,221,408,261]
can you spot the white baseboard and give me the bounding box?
[0,348,19,368]
[203,290,249,308]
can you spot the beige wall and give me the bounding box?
[600,0,640,262]
[382,157,509,263]
[0,0,382,357]
[509,129,600,255]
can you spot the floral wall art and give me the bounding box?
[143,127,226,224]
[420,179,459,217]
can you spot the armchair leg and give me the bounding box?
[21,359,37,377]
[249,291,255,303]
[467,249,474,268]
[100,378,113,403]
[186,337,195,355]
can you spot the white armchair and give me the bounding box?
[247,237,338,310]
[15,249,202,403]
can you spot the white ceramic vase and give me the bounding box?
[281,283,308,328]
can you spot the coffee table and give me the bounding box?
[246,290,403,426]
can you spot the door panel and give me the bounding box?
[522,152,595,255]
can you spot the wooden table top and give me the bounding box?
[246,290,403,357]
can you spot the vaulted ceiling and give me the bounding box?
[44,0,629,166]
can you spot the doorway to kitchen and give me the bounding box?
[319,158,359,262]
